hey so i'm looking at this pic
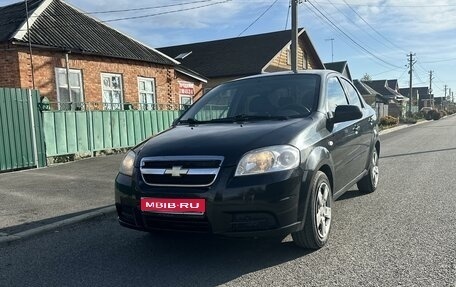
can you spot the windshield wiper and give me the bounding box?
[208,114,289,123]
[177,118,202,125]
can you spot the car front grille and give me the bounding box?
[140,156,224,187]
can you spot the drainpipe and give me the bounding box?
[65,52,73,110]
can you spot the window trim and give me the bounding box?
[137,76,156,110]
[341,78,364,108]
[55,67,84,106]
[101,72,124,110]
[326,76,349,113]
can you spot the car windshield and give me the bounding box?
[179,74,320,123]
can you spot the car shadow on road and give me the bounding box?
[380,146,456,159]
[336,188,370,201]
[121,231,316,286]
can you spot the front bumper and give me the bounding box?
[115,166,307,237]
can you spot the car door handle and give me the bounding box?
[353,125,360,133]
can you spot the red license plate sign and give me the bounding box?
[141,198,205,214]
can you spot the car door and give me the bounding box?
[340,78,372,175]
[325,76,362,193]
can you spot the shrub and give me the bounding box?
[379,116,399,126]
[431,110,441,120]
[400,117,417,124]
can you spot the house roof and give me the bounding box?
[362,79,406,101]
[399,87,430,99]
[353,79,388,104]
[324,61,352,80]
[157,29,324,78]
[1,0,177,66]
[386,79,399,91]
[353,80,379,95]
[0,0,42,42]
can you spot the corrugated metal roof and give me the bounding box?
[158,29,324,78]
[2,0,175,65]
[0,0,42,42]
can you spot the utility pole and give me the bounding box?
[325,38,334,62]
[408,53,415,115]
[291,0,299,72]
[429,70,434,109]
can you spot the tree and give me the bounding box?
[361,73,372,81]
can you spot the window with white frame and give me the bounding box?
[101,73,123,110]
[138,77,156,110]
[180,95,193,110]
[55,68,84,110]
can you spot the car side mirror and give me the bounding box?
[333,105,362,123]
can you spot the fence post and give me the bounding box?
[27,89,40,168]
[89,104,95,157]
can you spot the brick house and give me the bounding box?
[158,29,324,90]
[0,0,206,110]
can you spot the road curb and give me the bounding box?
[379,119,429,135]
[0,206,116,247]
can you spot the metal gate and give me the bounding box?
[0,88,46,172]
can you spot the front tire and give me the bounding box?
[292,171,332,249]
[357,148,379,193]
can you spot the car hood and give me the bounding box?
[137,119,314,166]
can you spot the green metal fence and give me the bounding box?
[0,88,46,172]
[42,109,181,157]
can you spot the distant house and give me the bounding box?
[324,61,352,81]
[362,79,408,117]
[399,86,431,111]
[0,0,206,110]
[158,28,324,89]
[353,79,388,117]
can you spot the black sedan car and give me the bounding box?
[115,70,380,249]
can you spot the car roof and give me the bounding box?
[228,69,342,83]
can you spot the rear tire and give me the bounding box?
[357,148,379,193]
[292,171,332,249]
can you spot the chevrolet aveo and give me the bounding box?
[115,70,380,249]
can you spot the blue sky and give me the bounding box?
[2,0,456,98]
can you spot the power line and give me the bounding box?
[325,0,393,53]
[86,0,216,14]
[302,1,392,69]
[340,0,407,53]
[285,0,291,30]
[237,0,280,36]
[306,0,402,69]
[10,0,233,31]
[103,0,232,23]
[313,1,456,8]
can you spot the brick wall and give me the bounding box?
[0,44,21,88]
[12,47,202,108]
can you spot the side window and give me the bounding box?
[138,77,156,110]
[341,78,363,108]
[55,68,84,110]
[101,73,123,110]
[327,77,348,113]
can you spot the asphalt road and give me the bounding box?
[1,118,455,287]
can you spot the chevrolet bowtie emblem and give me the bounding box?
[164,166,189,177]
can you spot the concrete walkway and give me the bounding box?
[0,153,124,245]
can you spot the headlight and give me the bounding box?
[119,150,136,176]
[235,145,300,176]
